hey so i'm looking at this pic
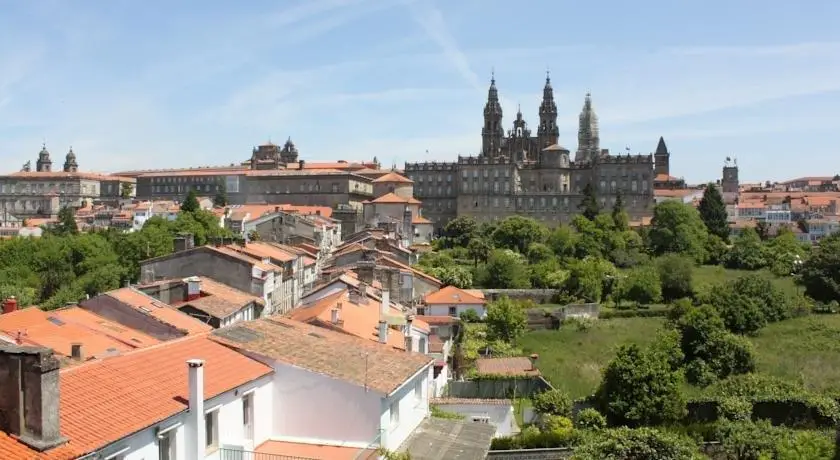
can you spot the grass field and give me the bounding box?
[751,314,840,394]
[518,317,665,399]
[691,265,799,297]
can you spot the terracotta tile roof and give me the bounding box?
[255,440,370,460]
[431,398,513,406]
[371,192,411,204]
[297,243,320,256]
[228,242,296,263]
[378,256,442,286]
[211,317,433,394]
[429,335,445,353]
[289,289,408,349]
[60,336,273,455]
[372,172,414,184]
[302,256,316,267]
[424,286,485,305]
[207,245,281,273]
[104,288,213,335]
[464,289,485,299]
[412,214,433,224]
[3,171,134,182]
[475,357,540,377]
[0,307,159,362]
[407,197,422,204]
[136,168,248,178]
[174,278,262,319]
[0,431,77,459]
[654,189,698,198]
[654,173,681,182]
[738,201,765,209]
[417,315,461,326]
[779,176,835,185]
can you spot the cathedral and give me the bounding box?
[405,74,667,227]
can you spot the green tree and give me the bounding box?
[213,182,228,207]
[716,420,780,460]
[120,182,134,199]
[611,191,629,231]
[466,236,492,266]
[180,189,200,214]
[656,254,695,301]
[755,220,770,241]
[574,408,607,430]
[484,296,527,343]
[677,305,756,385]
[776,430,835,460]
[648,201,709,262]
[594,344,686,427]
[54,206,79,236]
[565,257,617,303]
[573,427,702,460]
[613,264,661,307]
[532,389,573,417]
[797,232,840,303]
[442,216,478,248]
[764,227,807,276]
[427,266,473,289]
[547,225,578,258]
[484,249,531,289]
[525,242,553,264]
[492,216,549,254]
[578,183,600,221]
[725,228,768,270]
[697,183,729,239]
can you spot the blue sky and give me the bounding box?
[1,0,839,182]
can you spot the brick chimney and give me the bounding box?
[184,276,201,301]
[529,353,539,371]
[0,344,68,451]
[186,359,205,460]
[378,320,388,344]
[2,296,18,314]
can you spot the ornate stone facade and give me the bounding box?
[406,75,664,227]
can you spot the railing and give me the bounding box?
[218,447,319,460]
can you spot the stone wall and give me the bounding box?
[445,376,553,399]
[481,289,558,304]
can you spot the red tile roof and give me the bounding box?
[60,336,272,455]
[104,288,213,335]
[371,192,411,204]
[229,242,296,263]
[417,315,461,325]
[256,440,372,459]
[372,172,414,184]
[211,317,432,394]
[424,286,485,305]
[475,357,540,377]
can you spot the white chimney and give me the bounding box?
[331,307,340,325]
[186,359,205,460]
[380,290,390,317]
[378,320,388,344]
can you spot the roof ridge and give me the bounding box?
[60,332,210,375]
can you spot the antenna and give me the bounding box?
[361,352,370,392]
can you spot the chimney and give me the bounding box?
[0,344,68,451]
[298,160,305,170]
[184,276,201,301]
[330,306,342,325]
[186,359,205,460]
[529,353,539,371]
[380,290,390,317]
[404,315,415,352]
[70,343,84,361]
[378,320,388,344]
[3,296,18,314]
[274,206,280,213]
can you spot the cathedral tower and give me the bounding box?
[280,137,299,164]
[654,137,670,177]
[537,72,559,148]
[575,93,600,163]
[36,144,52,172]
[63,147,78,173]
[481,74,504,157]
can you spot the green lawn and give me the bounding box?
[691,265,799,297]
[518,317,665,399]
[750,314,840,394]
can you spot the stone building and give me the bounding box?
[405,75,662,228]
[0,145,135,220]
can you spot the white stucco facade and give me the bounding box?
[421,303,487,319]
[430,400,515,437]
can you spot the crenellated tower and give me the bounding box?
[575,93,600,163]
[537,72,559,148]
[481,73,504,158]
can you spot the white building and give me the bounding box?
[430,398,516,437]
[419,285,487,319]
[211,317,435,454]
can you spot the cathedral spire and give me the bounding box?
[655,136,668,155]
[482,72,504,157]
[538,72,559,148]
[575,92,600,163]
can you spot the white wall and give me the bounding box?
[270,361,382,447]
[424,304,487,319]
[92,373,273,460]
[380,365,432,451]
[432,403,515,437]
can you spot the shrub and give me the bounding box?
[459,309,481,323]
[541,415,574,436]
[656,254,695,301]
[532,389,573,417]
[573,427,702,460]
[575,408,607,430]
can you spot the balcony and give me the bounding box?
[218,447,318,460]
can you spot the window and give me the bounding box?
[472,416,490,424]
[390,400,400,426]
[243,393,254,441]
[158,429,176,460]
[448,306,457,316]
[419,337,427,353]
[205,410,219,452]
[417,307,426,315]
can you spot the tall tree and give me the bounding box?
[697,183,729,239]
[213,182,228,207]
[120,182,134,199]
[611,191,629,231]
[54,206,79,236]
[180,189,200,214]
[485,296,527,343]
[578,183,600,221]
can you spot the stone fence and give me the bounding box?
[481,289,558,304]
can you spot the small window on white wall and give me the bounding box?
[390,400,400,426]
[205,410,219,452]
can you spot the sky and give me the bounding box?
[1,0,839,182]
